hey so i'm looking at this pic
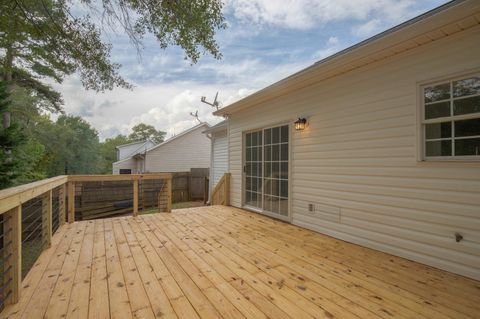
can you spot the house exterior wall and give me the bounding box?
[112,157,138,174]
[226,26,480,279]
[145,126,211,172]
[210,131,228,193]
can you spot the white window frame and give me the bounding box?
[420,72,480,161]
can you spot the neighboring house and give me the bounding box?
[203,120,229,197]
[114,140,156,174]
[214,0,480,280]
[112,123,211,174]
[116,140,156,162]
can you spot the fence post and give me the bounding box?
[3,205,22,304]
[133,179,139,217]
[42,190,53,248]
[166,176,172,213]
[58,183,66,226]
[67,181,75,223]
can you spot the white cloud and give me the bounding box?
[313,36,343,60]
[225,0,419,30]
[353,18,382,37]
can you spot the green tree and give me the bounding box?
[98,134,131,174]
[0,81,25,188]
[1,0,225,117]
[36,115,101,175]
[129,123,166,144]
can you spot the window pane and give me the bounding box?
[455,138,480,156]
[425,101,450,119]
[263,195,272,212]
[425,122,451,139]
[272,127,280,144]
[281,162,288,179]
[264,163,271,178]
[455,118,480,137]
[272,180,280,196]
[272,145,280,161]
[264,128,271,145]
[271,197,279,213]
[246,148,251,162]
[258,131,263,147]
[453,76,480,97]
[272,162,280,178]
[280,180,288,198]
[281,144,289,161]
[264,145,271,161]
[246,133,251,147]
[264,178,272,195]
[246,163,251,176]
[424,83,450,103]
[252,147,258,161]
[257,147,263,161]
[281,125,289,143]
[453,96,480,115]
[246,177,252,190]
[279,198,289,216]
[426,140,452,157]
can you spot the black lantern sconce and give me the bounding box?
[294,118,307,131]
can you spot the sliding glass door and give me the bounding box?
[244,124,289,219]
[244,130,263,209]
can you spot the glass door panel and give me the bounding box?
[244,130,263,209]
[244,124,289,218]
[263,125,289,216]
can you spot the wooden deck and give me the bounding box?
[2,206,479,319]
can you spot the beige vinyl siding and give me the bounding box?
[145,126,211,172]
[227,25,480,279]
[212,132,228,187]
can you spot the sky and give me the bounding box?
[56,0,450,140]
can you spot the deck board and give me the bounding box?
[2,206,479,319]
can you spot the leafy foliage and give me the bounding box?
[129,123,166,144]
[0,81,26,188]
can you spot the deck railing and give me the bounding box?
[0,173,172,309]
[210,173,231,206]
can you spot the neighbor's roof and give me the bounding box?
[214,0,480,116]
[143,122,210,153]
[202,120,227,134]
[116,139,154,150]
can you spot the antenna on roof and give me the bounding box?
[190,110,202,123]
[201,92,220,110]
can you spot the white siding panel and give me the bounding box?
[145,126,211,172]
[212,132,228,187]
[227,26,480,279]
[112,157,137,174]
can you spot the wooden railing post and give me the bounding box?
[67,181,75,223]
[166,176,172,213]
[133,179,139,217]
[224,173,231,206]
[3,205,22,304]
[58,183,66,226]
[42,190,53,248]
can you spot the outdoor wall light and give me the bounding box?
[294,118,307,131]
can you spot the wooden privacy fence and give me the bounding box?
[0,173,172,310]
[171,168,209,203]
[210,173,231,206]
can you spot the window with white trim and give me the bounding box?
[422,74,480,160]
